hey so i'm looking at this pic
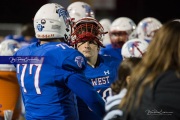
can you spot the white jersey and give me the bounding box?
[103,88,127,120]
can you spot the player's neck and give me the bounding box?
[87,55,99,68]
[40,39,63,44]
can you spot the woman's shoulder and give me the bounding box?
[154,70,180,89]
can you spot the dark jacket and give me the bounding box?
[127,70,180,120]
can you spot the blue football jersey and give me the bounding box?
[14,42,105,120]
[77,55,120,120]
[99,44,123,62]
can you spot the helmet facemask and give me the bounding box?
[71,18,107,48]
[109,17,136,48]
[109,31,129,48]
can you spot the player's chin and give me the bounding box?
[84,54,93,58]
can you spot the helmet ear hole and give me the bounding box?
[33,3,71,43]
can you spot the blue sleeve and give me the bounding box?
[62,51,87,72]
[66,73,105,118]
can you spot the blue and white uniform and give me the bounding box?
[14,42,105,120]
[77,55,120,120]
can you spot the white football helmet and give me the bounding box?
[99,18,111,45]
[136,17,162,42]
[0,39,21,71]
[109,17,136,48]
[121,38,149,59]
[110,17,136,35]
[128,29,138,39]
[34,3,71,42]
[71,17,106,48]
[67,1,95,22]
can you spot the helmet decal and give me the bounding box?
[0,39,21,56]
[75,56,84,68]
[127,41,143,56]
[8,43,19,53]
[37,24,44,31]
[57,8,70,28]
[82,4,93,17]
[142,21,151,37]
[129,21,136,30]
[136,17,162,41]
[0,39,21,71]
[121,39,149,58]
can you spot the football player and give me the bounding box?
[71,17,120,120]
[100,17,136,62]
[14,3,105,120]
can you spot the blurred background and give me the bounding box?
[0,0,179,40]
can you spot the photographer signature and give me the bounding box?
[9,57,44,64]
[145,109,173,115]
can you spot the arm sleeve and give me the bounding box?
[66,73,105,118]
